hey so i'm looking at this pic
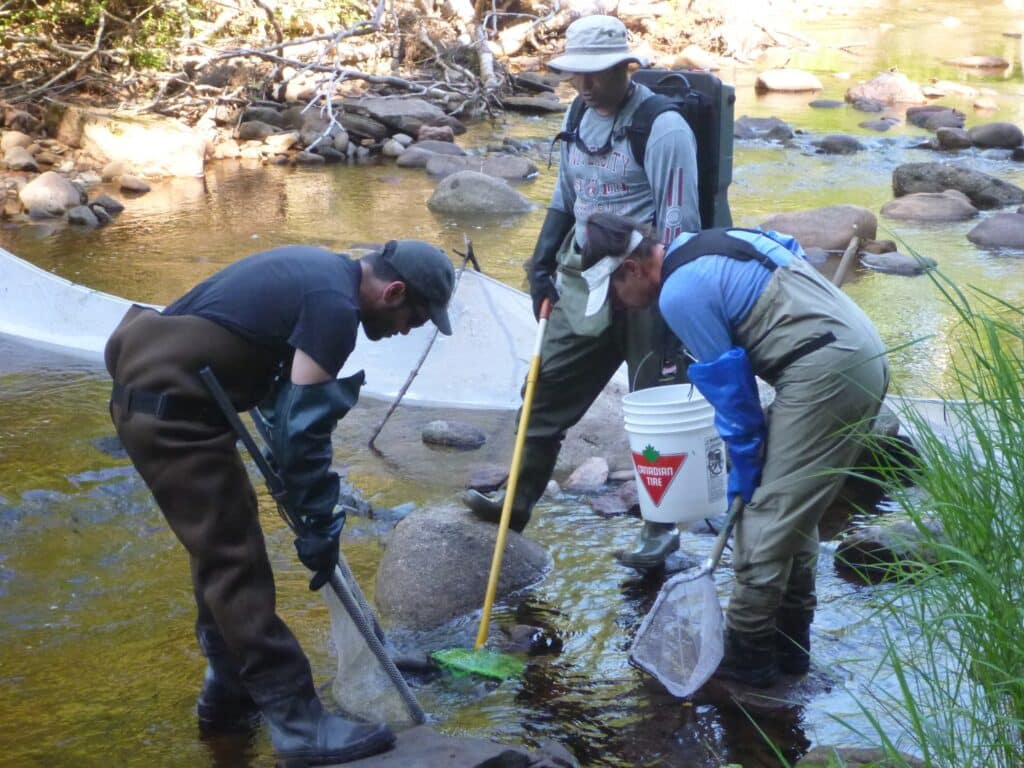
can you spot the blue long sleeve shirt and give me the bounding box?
[658,229,799,362]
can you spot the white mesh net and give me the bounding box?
[324,585,420,727]
[629,571,724,698]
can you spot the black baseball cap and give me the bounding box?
[381,240,455,335]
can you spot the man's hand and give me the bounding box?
[529,271,559,321]
[528,207,575,321]
[294,531,340,590]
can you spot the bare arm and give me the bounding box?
[290,348,333,385]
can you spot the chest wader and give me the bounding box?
[464,232,688,563]
[667,233,888,687]
[105,306,395,762]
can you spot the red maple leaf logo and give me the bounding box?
[631,444,687,506]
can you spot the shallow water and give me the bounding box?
[2,1,1023,765]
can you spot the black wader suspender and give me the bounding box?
[661,229,836,378]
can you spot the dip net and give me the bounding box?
[629,569,724,698]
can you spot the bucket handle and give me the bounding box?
[630,350,700,396]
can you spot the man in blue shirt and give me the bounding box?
[580,213,889,688]
[105,241,454,764]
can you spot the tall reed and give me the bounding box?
[845,268,1024,767]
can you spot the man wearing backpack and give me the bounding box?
[464,14,701,569]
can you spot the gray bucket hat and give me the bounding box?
[547,15,647,74]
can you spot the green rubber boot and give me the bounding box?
[712,628,780,689]
[775,608,813,675]
[461,438,559,533]
[614,521,680,569]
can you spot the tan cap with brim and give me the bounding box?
[547,15,648,74]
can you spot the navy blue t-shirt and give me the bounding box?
[164,245,361,376]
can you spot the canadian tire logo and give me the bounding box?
[632,444,686,506]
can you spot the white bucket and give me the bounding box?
[622,386,727,524]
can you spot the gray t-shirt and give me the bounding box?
[550,81,701,247]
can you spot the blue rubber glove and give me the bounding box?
[687,347,767,504]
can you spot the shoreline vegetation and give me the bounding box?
[825,267,1023,768]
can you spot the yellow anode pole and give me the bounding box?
[474,298,552,651]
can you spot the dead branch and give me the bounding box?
[22,11,107,99]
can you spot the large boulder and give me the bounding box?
[425,154,538,182]
[427,171,532,215]
[18,171,85,215]
[892,162,1024,209]
[968,122,1024,149]
[760,205,877,251]
[880,190,978,222]
[375,505,551,629]
[755,68,823,93]
[845,72,927,105]
[48,103,208,177]
[344,96,449,136]
[967,213,1024,248]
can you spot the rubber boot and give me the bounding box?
[462,438,560,533]
[261,692,394,766]
[614,521,680,569]
[775,608,813,675]
[195,629,261,734]
[712,627,779,689]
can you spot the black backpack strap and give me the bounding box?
[662,229,778,283]
[548,96,588,168]
[626,94,677,171]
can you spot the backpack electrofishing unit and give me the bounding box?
[555,69,735,229]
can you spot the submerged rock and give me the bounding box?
[892,162,1024,209]
[880,189,978,222]
[761,204,877,251]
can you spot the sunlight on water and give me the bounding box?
[2,1,1023,764]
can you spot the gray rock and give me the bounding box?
[3,146,38,172]
[808,99,844,109]
[812,134,865,154]
[343,96,448,136]
[18,170,85,213]
[417,124,456,143]
[421,420,486,450]
[754,68,823,93]
[501,95,565,114]
[734,115,794,141]
[892,161,1024,209]
[906,105,966,131]
[426,154,538,182]
[968,121,1024,149]
[236,120,280,141]
[339,113,389,142]
[67,205,99,227]
[119,175,150,193]
[934,127,972,150]
[0,129,33,151]
[845,71,927,105]
[761,205,877,250]
[263,130,299,153]
[858,117,900,132]
[414,139,465,155]
[860,251,936,275]
[835,517,943,582]
[563,457,609,493]
[240,106,284,127]
[91,193,124,213]
[850,98,885,112]
[427,171,532,215]
[797,746,924,768]
[341,726,579,767]
[880,190,978,222]
[465,464,508,493]
[293,151,326,165]
[375,505,550,629]
[967,212,1024,248]
[89,203,112,225]
[381,139,405,158]
[396,147,436,168]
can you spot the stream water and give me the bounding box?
[2,1,1024,765]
